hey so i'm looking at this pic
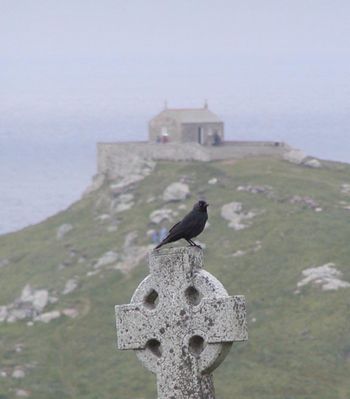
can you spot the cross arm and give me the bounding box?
[194,295,247,343]
[115,303,155,350]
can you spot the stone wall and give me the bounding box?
[97,141,290,179]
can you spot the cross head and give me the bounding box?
[115,247,247,399]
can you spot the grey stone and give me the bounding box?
[32,290,49,312]
[0,306,8,322]
[304,158,321,168]
[62,279,78,295]
[62,308,79,318]
[115,247,247,399]
[283,149,306,164]
[221,202,259,230]
[56,223,73,239]
[0,258,9,268]
[163,182,190,202]
[112,194,134,213]
[82,173,106,197]
[35,310,61,323]
[94,251,119,269]
[12,369,25,379]
[296,263,350,292]
[341,183,350,194]
[149,209,176,225]
[15,389,30,397]
[208,178,218,185]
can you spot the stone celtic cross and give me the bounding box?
[115,247,247,399]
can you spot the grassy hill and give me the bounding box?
[0,157,350,399]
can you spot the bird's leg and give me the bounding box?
[186,239,195,246]
[189,239,202,249]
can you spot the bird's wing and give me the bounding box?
[168,221,181,233]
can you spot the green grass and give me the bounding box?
[0,157,350,398]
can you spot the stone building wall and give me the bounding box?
[97,141,290,180]
[181,122,224,144]
[148,115,181,142]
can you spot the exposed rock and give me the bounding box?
[163,182,190,202]
[289,195,319,210]
[341,183,350,194]
[0,258,9,268]
[106,225,118,232]
[304,158,321,168]
[35,310,61,323]
[94,251,119,269]
[62,279,78,295]
[0,370,7,377]
[124,231,138,250]
[237,184,272,195]
[12,368,26,379]
[296,263,350,292]
[82,173,105,197]
[62,308,79,319]
[111,194,134,213]
[114,245,152,275]
[232,250,247,257]
[32,290,49,313]
[283,149,306,165]
[16,389,31,397]
[178,204,187,210]
[149,209,177,224]
[95,214,111,222]
[208,178,218,185]
[56,224,73,239]
[0,306,8,322]
[221,202,260,230]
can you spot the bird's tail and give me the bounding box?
[154,235,170,250]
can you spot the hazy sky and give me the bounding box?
[1,0,350,157]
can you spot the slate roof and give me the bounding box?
[156,108,222,124]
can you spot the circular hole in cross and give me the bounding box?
[143,289,159,309]
[189,335,205,356]
[185,286,202,306]
[146,339,162,358]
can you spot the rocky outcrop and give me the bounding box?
[94,251,119,269]
[296,263,350,292]
[283,149,306,165]
[304,158,321,168]
[56,224,73,240]
[149,209,178,224]
[163,182,190,202]
[221,202,261,230]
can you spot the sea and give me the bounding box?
[1,113,349,236]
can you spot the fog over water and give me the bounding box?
[1,1,349,234]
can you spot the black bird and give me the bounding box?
[155,200,209,250]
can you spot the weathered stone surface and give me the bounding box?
[94,251,119,269]
[111,194,134,213]
[341,183,350,194]
[296,263,350,292]
[12,368,26,379]
[62,279,78,295]
[62,308,79,318]
[35,310,61,323]
[149,209,176,224]
[56,223,73,239]
[163,182,190,202]
[304,158,321,168]
[0,306,8,322]
[0,258,9,268]
[115,247,247,399]
[283,149,306,164]
[221,202,259,230]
